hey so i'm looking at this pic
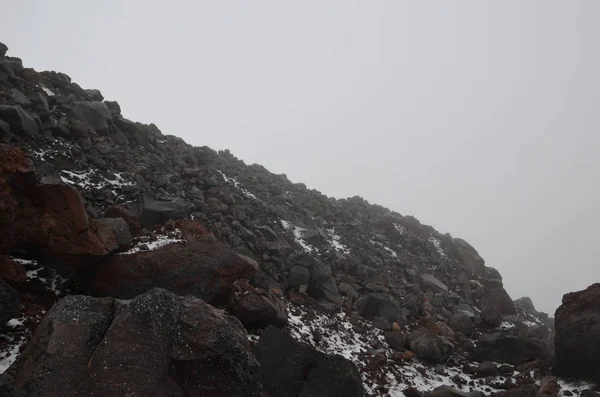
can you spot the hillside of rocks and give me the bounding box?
[0,41,598,397]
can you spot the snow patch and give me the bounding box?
[370,240,399,259]
[281,220,315,253]
[499,321,516,330]
[39,85,55,97]
[326,228,350,254]
[118,229,185,255]
[10,257,65,296]
[216,170,258,199]
[0,336,25,374]
[428,237,447,258]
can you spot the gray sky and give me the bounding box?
[2,1,599,314]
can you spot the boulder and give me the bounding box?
[228,289,288,330]
[254,326,365,397]
[472,331,553,365]
[478,281,516,326]
[69,101,111,134]
[0,105,38,136]
[9,89,32,107]
[0,42,7,57]
[356,293,403,323]
[539,376,559,397]
[384,331,408,351]
[0,149,113,270]
[408,327,454,364]
[71,220,258,305]
[453,238,486,277]
[288,265,310,291]
[449,311,473,336]
[0,256,26,287]
[105,204,142,236]
[1,288,262,396]
[422,274,449,293]
[139,194,191,228]
[553,283,600,384]
[94,217,132,252]
[514,297,536,312]
[0,278,20,324]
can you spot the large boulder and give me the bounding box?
[553,283,600,384]
[71,220,258,305]
[408,327,454,364]
[453,238,486,277]
[0,288,262,396]
[0,42,7,57]
[472,331,553,365]
[69,101,111,134]
[0,105,38,136]
[356,293,403,323]
[254,326,365,397]
[139,194,191,228]
[0,278,20,324]
[448,311,473,336]
[478,281,516,326]
[0,147,114,270]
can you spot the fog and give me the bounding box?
[2,0,599,314]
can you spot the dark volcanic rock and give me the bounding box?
[478,281,516,326]
[553,283,600,384]
[0,105,38,136]
[0,42,7,57]
[69,101,111,134]
[408,327,454,364]
[472,331,553,366]
[426,386,485,397]
[228,288,288,330]
[0,278,20,323]
[72,220,258,304]
[1,288,262,396]
[492,385,540,397]
[254,326,365,397]
[357,293,402,323]
[139,194,191,228]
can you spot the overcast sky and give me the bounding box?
[2,1,599,314]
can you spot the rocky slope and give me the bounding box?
[0,41,598,397]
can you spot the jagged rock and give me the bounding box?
[257,225,278,241]
[408,327,454,364]
[553,283,600,384]
[0,42,7,57]
[514,296,536,311]
[139,194,191,228]
[1,288,262,396]
[356,293,403,323]
[228,288,288,329]
[384,331,408,351]
[0,278,20,324]
[254,326,365,397]
[289,265,310,291]
[0,106,38,136]
[71,220,258,304]
[104,100,121,117]
[69,101,111,134]
[422,274,449,293]
[478,280,516,326]
[105,204,142,236]
[472,331,553,365]
[9,89,32,107]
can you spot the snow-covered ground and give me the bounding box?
[60,168,133,199]
[326,228,351,254]
[428,237,447,258]
[370,239,400,259]
[284,304,596,397]
[10,257,64,296]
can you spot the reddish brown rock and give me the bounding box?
[0,145,118,271]
[228,283,288,330]
[71,219,258,305]
[105,204,142,236]
[0,255,26,286]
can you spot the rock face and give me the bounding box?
[71,220,258,304]
[1,288,262,397]
[254,326,365,397]
[478,280,516,326]
[553,283,600,384]
[0,105,38,136]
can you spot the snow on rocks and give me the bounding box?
[326,228,350,254]
[281,220,316,253]
[31,139,73,161]
[117,228,185,255]
[10,257,65,296]
[39,84,55,97]
[370,240,399,259]
[216,169,258,199]
[428,237,447,258]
